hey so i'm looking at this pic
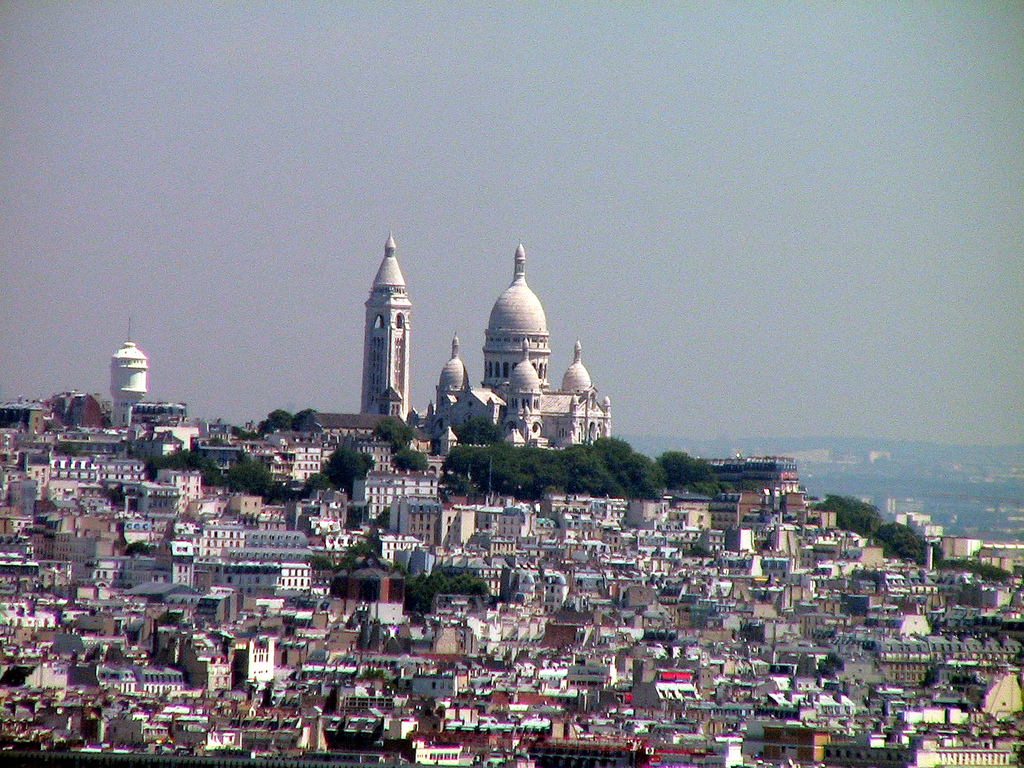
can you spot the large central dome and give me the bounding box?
[486,244,547,333]
[482,244,551,389]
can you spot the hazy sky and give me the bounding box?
[2,3,1022,445]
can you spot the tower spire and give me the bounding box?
[362,234,412,419]
[513,243,526,281]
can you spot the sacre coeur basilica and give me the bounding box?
[359,235,612,451]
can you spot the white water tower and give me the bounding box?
[110,340,148,427]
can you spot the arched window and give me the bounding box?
[396,313,404,328]
[503,362,509,378]
[374,315,384,329]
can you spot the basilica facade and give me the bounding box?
[360,237,611,449]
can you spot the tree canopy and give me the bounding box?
[257,409,294,436]
[256,407,317,435]
[224,455,275,498]
[145,450,225,489]
[453,417,503,446]
[815,494,882,537]
[814,494,928,565]
[937,558,1013,583]
[373,416,415,453]
[442,438,665,501]
[404,571,489,614]
[656,451,722,496]
[394,448,429,472]
[324,447,374,496]
[147,448,333,503]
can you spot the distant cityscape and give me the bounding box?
[1,238,1023,766]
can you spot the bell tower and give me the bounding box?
[361,234,412,420]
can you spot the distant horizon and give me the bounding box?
[621,433,1024,456]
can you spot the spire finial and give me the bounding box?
[513,243,526,280]
[451,333,460,358]
[521,337,530,360]
[574,339,582,363]
[385,232,396,253]
[127,318,132,342]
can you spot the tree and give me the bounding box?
[814,495,882,537]
[453,417,502,446]
[589,438,665,499]
[817,652,845,677]
[657,451,722,496]
[325,447,374,496]
[875,522,927,564]
[145,450,224,489]
[404,571,489,614]
[937,559,1013,583]
[308,553,336,572]
[257,409,294,436]
[104,484,126,509]
[224,455,275,498]
[124,541,153,557]
[291,408,317,431]
[816,494,927,565]
[335,540,383,572]
[303,472,333,494]
[441,438,667,501]
[373,416,415,453]
[394,448,429,472]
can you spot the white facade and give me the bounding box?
[361,234,412,420]
[233,635,276,683]
[50,456,147,485]
[199,522,248,558]
[379,533,424,563]
[157,468,203,514]
[428,245,612,449]
[354,470,439,519]
[110,340,148,427]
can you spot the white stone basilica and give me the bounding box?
[360,237,611,449]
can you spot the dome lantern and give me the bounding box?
[561,339,593,393]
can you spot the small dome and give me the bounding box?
[372,233,406,288]
[438,335,467,392]
[561,340,593,392]
[487,244,547,333]
[112,340,147,362]
[509,340,542,393]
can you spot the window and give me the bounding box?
[396,313,404,328]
